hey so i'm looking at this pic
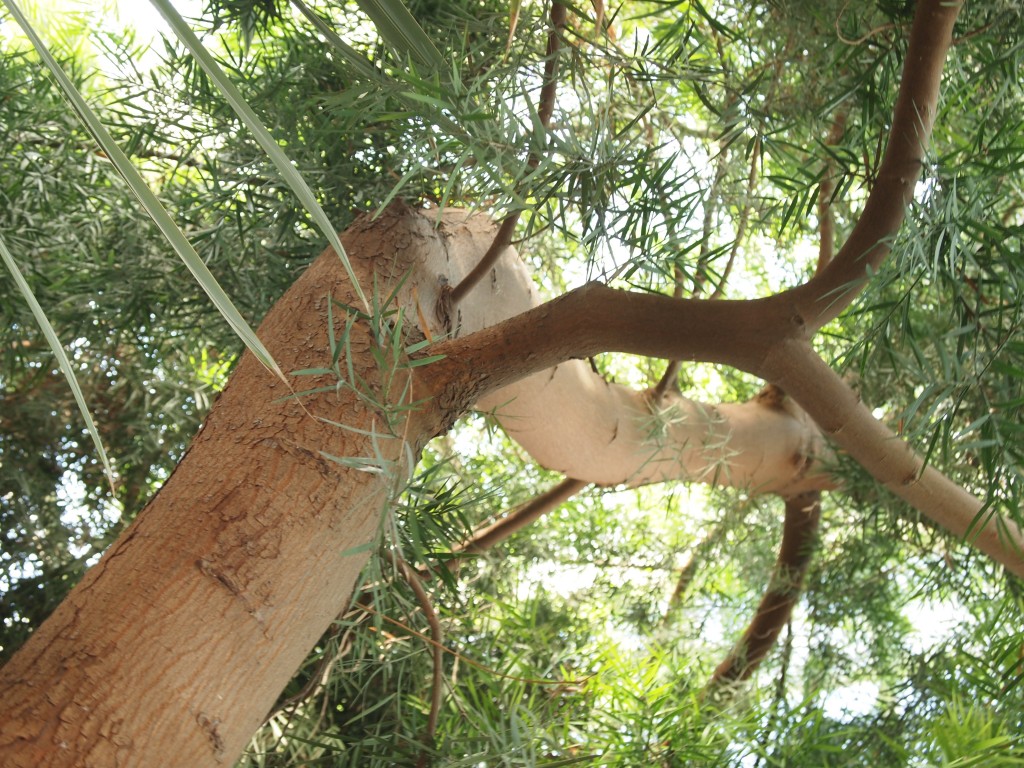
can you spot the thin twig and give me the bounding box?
[661,516,731,621]
[451,1,567,304]
[836,1,898,46]
[390,554,445,764]
[451,477,587,559]
[816,112,848,275]
[707,136,760,301]
[450,214,519,304]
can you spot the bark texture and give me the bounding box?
[0,207,434,767]
[409,211,832,496]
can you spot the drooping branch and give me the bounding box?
[793,0,961,328]
[703,492,821,692]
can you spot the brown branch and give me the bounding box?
[703,491,821,691]
[652,135,760,402]
[537,2,567,131]
[391,555,445,764]
[452,1,567,305]
[760,340,1024,578]
[816,112,848,274]
[416,276,1024,577]
[794,0,962,329]
[651,358,683,403]
[662,517,731,620]
[417,282,781,417]
[707,135,761,301]
[452,477,587,558]
[451,214,519,304]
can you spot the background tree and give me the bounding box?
[1,0,1024,765]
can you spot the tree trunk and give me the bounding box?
[0,208,435,767]
[4,199,1022,767]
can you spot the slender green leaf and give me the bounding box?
[149,0,371,315]
[4,0,285,381]
[0,232,115,492]
[354,0,444,72]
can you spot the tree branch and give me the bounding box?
[759,339,1024,578]
[792,0,961,329]
[451,477,587,558]
[451,1,567,305]
[414,251,1023,576]
[703,491,820,692]
[816,112,847,275]
[391,554,444,764]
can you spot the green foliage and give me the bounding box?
[3,0,1024,765]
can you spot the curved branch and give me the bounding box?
[760,340,1024,578]
[452,1,567,304]
[451,214,519,304]
[704,491,821,691]
[412,229,1023,575]
[792,0,961,329]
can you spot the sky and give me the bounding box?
[7,0,204,48]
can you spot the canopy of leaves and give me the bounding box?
[1,0,1023,764]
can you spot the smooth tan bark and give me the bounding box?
[759,340,1024,577]
[403,210,831,495]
